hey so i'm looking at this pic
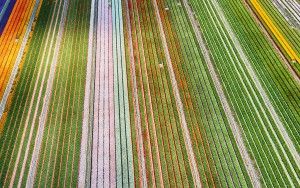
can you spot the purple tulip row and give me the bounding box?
[0,0,16,34]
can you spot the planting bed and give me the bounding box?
[0,0,299,187]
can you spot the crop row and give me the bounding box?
[121,0,258,186]
[158,0,258,186]
[188,0,300,186]
[220,0,300,153]
[259,0,300,57]
[78,0,135,186]
[0,0,16,34]
[0,0,89,186]
[33,0,89,186]
[89,0,117,186]
[0,0,299,187]
[123,0,196,186]
[0,0,36,100]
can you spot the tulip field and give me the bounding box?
[0,0,299,187]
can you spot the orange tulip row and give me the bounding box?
[0,0,37,99]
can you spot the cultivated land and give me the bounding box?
[0,0,299,187]
[0,0,40,107]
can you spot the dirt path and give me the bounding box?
[151,0,202,186]
[180,0,261,187]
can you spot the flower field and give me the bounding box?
[0,0,299,187]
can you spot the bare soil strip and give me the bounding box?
[152,0,202,186]
[180,0,261,187]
